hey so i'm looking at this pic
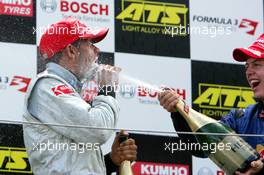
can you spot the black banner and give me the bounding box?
[130,133,193,175]
[0,123,32,174]
[115,0,190,58]
[191,60,254,120]
[0,0,36,44]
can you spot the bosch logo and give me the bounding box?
[138,86,186,100]
[119,84,136,99]
[60,0,109,16]
[197,167,213,175]
[40,0,57,13]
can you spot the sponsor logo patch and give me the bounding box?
[52,84,74,96]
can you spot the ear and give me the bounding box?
[64,44,79,59]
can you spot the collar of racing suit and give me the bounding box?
[46,63,83,94]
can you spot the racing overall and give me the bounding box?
[23,63,119,175]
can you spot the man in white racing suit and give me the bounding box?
[23,17,137,175]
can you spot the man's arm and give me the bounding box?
[159,90,264,173]
[158,90,207,157]
[28,78,119,144]
[219,109,238,131]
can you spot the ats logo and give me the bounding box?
[132,161,189,175]
[193,83,255,119]
[0,147,32,174]
[0,0,33,17]
[116,0,188,35]
[0,75,31,93]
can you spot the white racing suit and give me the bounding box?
[23,63,119,175]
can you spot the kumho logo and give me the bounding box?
[132,161,189,175]
[193,83,255,110]
[0,147,32,174]
[116,0,188,27]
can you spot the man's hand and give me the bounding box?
[110,130,137,166]
[158,90,180,112]
[235,159,264,175]
[97,64,121,88]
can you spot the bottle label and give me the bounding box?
[209,135,259,175]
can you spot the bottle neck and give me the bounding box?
[175,99,217,132]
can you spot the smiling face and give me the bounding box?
[245,58,264,101]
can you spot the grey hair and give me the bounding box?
[44,39,81,65]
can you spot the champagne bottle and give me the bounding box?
[120,161,133,175]
[119,135,134,175]
[175,99,259,175]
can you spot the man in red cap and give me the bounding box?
[23,17,137,175]
[158,34,264,175]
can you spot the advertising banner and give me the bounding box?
[190,0,263,63]
[0,42,36,121]
[115,0,190,58]
[37,0,115,52]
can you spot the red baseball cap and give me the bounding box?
[233,33,264,62]
[39,17,109,59]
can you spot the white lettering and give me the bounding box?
[1,0,31,6]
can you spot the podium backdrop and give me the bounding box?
[0,0,263,174]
